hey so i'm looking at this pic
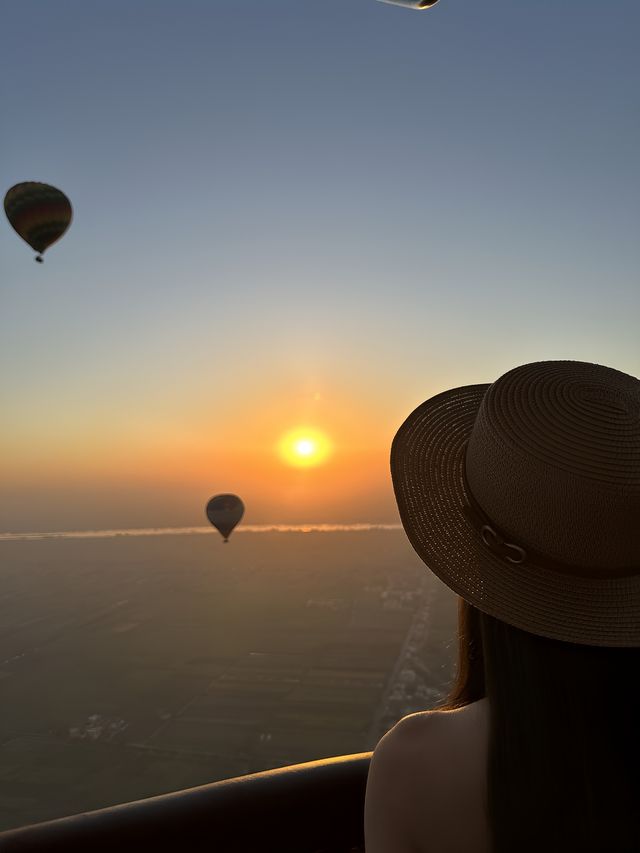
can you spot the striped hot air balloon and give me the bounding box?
[4,182,73,262]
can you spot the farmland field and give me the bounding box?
[0,529,458,830]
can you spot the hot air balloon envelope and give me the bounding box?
[206,494,245,542]
[376,0,439,8]
[4,182,73,261]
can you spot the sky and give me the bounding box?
[1,0,639,532]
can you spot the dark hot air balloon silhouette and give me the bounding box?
[4,182,73,262]
[206,494,245,542]
[376,0,440,7]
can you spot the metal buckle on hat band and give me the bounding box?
[460,464,529,567]
[461,470,639,578]
[460,500,529,566]
[480,524,527,565]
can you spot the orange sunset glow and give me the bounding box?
[278,428,333,468]
[2,2,639,845]
[0,379,398,530]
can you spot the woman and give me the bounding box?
[364,360,640,853]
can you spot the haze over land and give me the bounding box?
[0,529,457,831]
[1,0,639,837]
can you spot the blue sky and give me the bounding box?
[1,0,639,530]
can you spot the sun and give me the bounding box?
[278,428,333,468]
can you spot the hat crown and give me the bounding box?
[465,361,640,570]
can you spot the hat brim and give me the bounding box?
[390,384,640,647]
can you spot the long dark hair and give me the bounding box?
[440,597,640,853]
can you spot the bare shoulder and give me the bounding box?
[365,702,490,853]
[371,708,455,774]
[365,712,437,853]
[367,710,442,798]
[375,699,489,775]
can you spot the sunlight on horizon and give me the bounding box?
[2,1,638,533]
[278,428,333,468]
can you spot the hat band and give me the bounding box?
[461,465,639,580]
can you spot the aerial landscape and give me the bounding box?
[2,0,638,846]
[0,529,457,830]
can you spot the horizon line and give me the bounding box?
[0,523,403,542]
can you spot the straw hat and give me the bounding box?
[390,360,640,646]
